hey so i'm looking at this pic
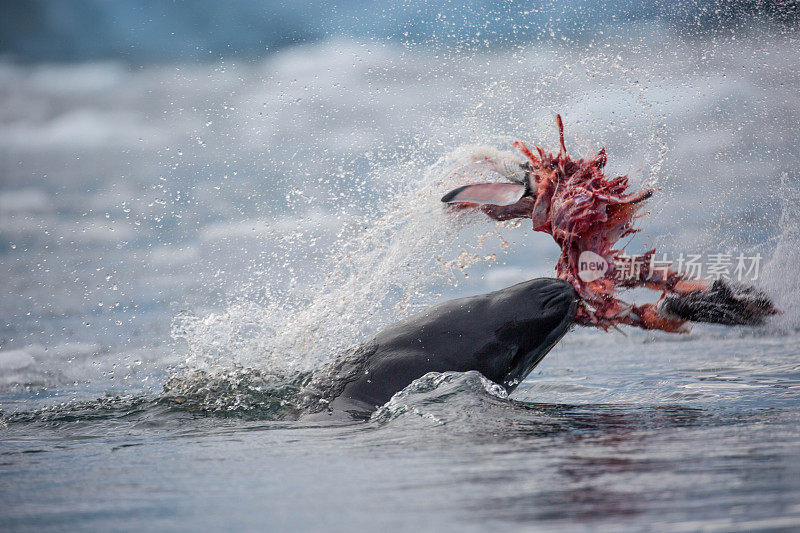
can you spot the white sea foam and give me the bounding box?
[0,189,51,213]
[0,109,167,150]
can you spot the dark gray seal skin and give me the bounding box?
[302,278,578,418]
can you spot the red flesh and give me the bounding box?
[479,116,709,332]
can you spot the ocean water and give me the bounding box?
[2,18,800,532]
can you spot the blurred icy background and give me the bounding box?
[0,0,798,392]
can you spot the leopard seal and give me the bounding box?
[302,277,578,417]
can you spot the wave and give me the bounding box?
[368,370,712,440]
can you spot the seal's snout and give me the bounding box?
[541,281,579,336]
[521,278,578,324]
[547,281,579,321]
[497,278,578,393]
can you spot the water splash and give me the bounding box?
[170,148,515,381]
[371,370,510,426]
[762,173,800,330]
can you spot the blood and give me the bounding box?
[480,115,708,331]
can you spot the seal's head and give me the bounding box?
[325,277,578,414]
[471,277,578,391]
